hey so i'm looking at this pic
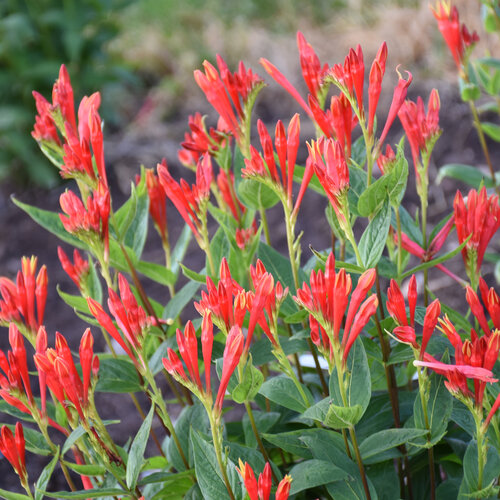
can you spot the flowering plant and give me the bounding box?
[1,2,500,499]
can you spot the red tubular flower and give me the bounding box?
[368,42,388,136]
[32,91,60,145]
[465,286,491,337]
[237,461,288,500]
[454,187,500,280]
[194,258,244,334]
[379,68,413,146]
[144,166,168,244]
[0,257,48,339]
[194,56,263,146]
[52,65,77,133]
[59,186,110,261]
[259,59,313,119]
[484,392,500,428]
[242,114,302,206]
[377,144,396,174]
[479,278,500,330]
[158,156,213,244]
[386,279,411,327]
[87,297,136,362]
[35,330,98,424]
[178,113,228,168]
[436,315,500,405]
[307,138,349,222]
[420,299,441,358]
[276,475,293,500]
[58,247,89,292]
[215,325,244,412]
[398,89,441,180]
[0,423,27,483]
[431,1,479,69]
[294,252,377,364]
[297,32,328,101]
[237,460,259,500]
[217,169,246,223]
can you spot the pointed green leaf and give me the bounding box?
[126,403,155,489]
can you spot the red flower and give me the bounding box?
[307,138,349,223]
[158,156,213,245]
[478,277,500,331]
[217,169,246,223]
[237,461,291,500]
[431,1,479,70]
[194,56,263,146]
[0,422,27,484]
[59,184,110,261]
[377,144,396,174]
[194,258,244,335]
[436,315,500,405]
[386,276,441,358]
[32,91,60,145]
[294,252,377,363]
[398,89,441,181]
[0,256,48,339]
[297,32,329,102]
[454,187,500,280]
[34,330,98,424]
[178,113,228,168]
[242,114,302,205]
[379,68,413,146]
[368,42,388,136]
[58,247,89,292]
[145,167,168,244]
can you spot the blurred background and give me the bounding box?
[1,0,488,189]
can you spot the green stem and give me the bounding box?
[469,100,497,191]
[208,411,236,500]
[243,401,276,481]
[416,366,436,500]
[260,205,271,245]
[475,410,486,494]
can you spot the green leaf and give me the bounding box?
[413,372,453,445]
[324,403,364,430]
[96,357,142,393]
[288,459,348,494]
[459,78,481,101]
[0,490,31,500]
[163,280,200,321]
[387,139,409,207]
[126,403,155,489]
[57,286,91,315]
[482,121,500,142]
[171,224,193,276]
[62,426,86,455]
[262,429,316,459]
[348,164,368,216]
[12,196,86,249]
[359,428,427,463]
[135,260,176,287]
[259,376,312,413]
[35,449,60,500]
[38,489,132,498]
[180,263,207,283]
[243,411,280,448]
[166,403,209,471]
[357,174,390,217]
[231,356,264,404]
[359,201,391,269]
[191,429,242,500]
[237,178,279,210]
[437,163,495,189]
[209,227,230,276]
[64,462,107,476]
